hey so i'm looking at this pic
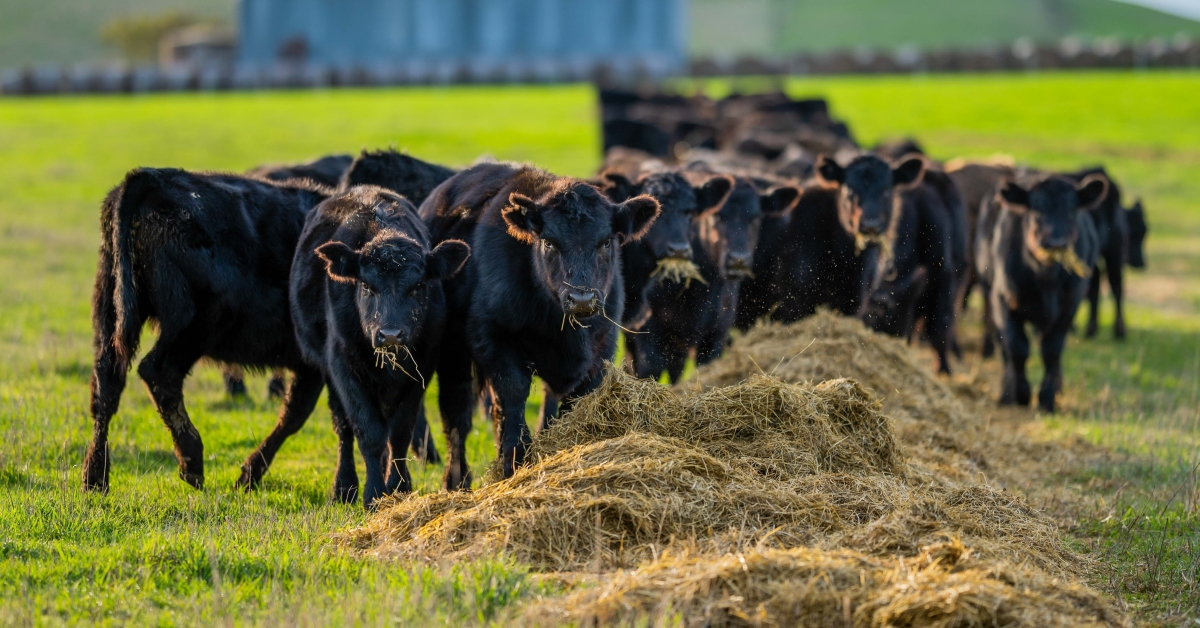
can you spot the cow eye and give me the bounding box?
[598,239,611,252]
[542,240,556,253]
[361,284,376,296]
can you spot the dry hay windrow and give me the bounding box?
[337,310,1123,626]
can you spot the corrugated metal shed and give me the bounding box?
[239,0,686,74]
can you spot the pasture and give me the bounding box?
[0,71,1198,625]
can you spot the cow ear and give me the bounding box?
[891,156,926,189]
[600,172,637,202]
[761,185,801,216]
[425,239,471,281]
[613,195,661,244]
[1076,174,1109,211]
[817,156,845,184]
[315,241,361,283]
[501,193,545,244]
[694,175,734,215]
[998,180,1030,213]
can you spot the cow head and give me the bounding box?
[602,170,733,263]
[503,181,659,320]
[1126,199,1148,269]
[317,222,470,353]
[818,154,925,239]
[697,178,800,281]
[1000,174,1107,254]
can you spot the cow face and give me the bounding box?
[1000,175,1107,252]
[698,178,800,281]
[503,182,659,319]
[819,154,925,238]
[317,232,469,351]
[603,171,733,262]
[1126,200,1148,269]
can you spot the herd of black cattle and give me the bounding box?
[80,90,1149,507]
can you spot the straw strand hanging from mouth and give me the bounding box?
[1031,246,1091,277]
[374,345,427,388]
[650,258,707,288]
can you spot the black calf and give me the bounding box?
[599,169,733,327]
[249,154,353,187]
[291,186,469,507]
[1066,167,1147,340]
[862,166,966,374]
[85,169,331,493]
[421,163,659,484]
[631,175,799,382]
[736,154,926,328]
[976,174,1107,412]
[339,149,457,206]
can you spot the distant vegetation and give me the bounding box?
[692,0,1200,56]
[99,11,215,63]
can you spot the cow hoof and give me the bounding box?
[443,464,472,492]
[234,466,261,492]
[1085,325,1098,339]
[1114,324,1127,340]
[332,483,359,504]
[179,471,204,490]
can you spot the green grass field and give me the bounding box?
[1,72,1198,625]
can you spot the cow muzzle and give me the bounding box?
[374,327,408,349]
[724,253,754,280]
[563,290,600,317]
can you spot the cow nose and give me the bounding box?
[375,328,405,348]
[860,219,885,234]
[665,243,692,260]
[565,290,599,316]
[726,253,752,277]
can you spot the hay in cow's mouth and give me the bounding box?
[373,345,426,388]
[650,257,707,287]
[1032,246,1091,277]
[338,311,1124,627]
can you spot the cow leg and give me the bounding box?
[695,329,727,367]
[383,394,422,496]
[408,404,442,464]
[537,383,560,434]
[487,362,534,481]
[436,347,475,491]
[223,365,247,399]
[236,365,324,490]
[136,339,205,489]
[83,331,129,493]
[631,323,668,381]
[997,311,1031,407]
[1038,324,1070,413]
[1084,265,1102,338]
[328,388,359,504]
[1108,257,1126,340]
[265,368,287,399]
[330,376,388,509]
[981,291,996,359]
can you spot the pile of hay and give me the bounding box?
[337,310,1123,626]
[528,541,1122,627]
[693,310,1099,494]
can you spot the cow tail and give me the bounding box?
[105,169,159,367]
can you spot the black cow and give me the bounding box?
[84,169,331,492]
[421,162,659,485]
[631,175,799,382]
[291,186,469,507]
[338,149,459,462]
[249,154,354,188]
[736,154,926,328]
[598,169,733,327]
[976,174,1107,412]
[222,155,356,403]
[1065,167,1147,340]
[339,149,457,205]
[861,166,963,374]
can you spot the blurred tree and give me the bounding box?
[99,11,211,62]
